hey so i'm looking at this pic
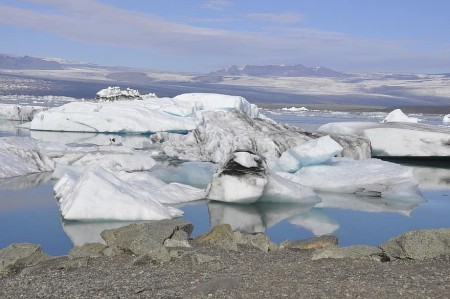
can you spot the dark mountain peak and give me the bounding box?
[0,54,63,70]
[209,64,346,78]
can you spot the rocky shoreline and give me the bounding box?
[1,220,450,298]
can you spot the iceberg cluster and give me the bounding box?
[2,91,427,225]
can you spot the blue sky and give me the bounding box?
[0,0,449,73]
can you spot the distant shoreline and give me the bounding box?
[258,103,450,114]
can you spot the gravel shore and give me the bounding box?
[2,237,450,298]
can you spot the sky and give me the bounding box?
[0,0,449,73]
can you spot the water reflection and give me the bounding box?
[0,172,52,190]
[30,130,154,148]
[315,192,423,216]
[208,201,315,233]
[62,220,145,246]
[287,209,339,236]
[413,167,450,189]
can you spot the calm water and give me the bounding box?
[1,111,450,255]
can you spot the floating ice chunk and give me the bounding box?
[279,158,423,203]
[444,114,450,123]
[277,135,343,172]
[0,104,46,121]
[57,165,184,221]
[207,150,268,203]
[96,87,142,102]
[382,109,419,123]
[318,122,450,157]
[261,173,321,204]
[0,137,54,179]
[281,106,308,112]
[172,93,261,118]
[30,101,197,133]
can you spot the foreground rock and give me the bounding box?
[380,228,450,260]
[280,235,338,251]
[312,245,387,262]
[2,225,450,298]
[0,243,49,274]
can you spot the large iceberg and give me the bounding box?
[444,114,450,124]
[30,101,197,134]
[55,165,205,221]
[319,122,450,157]
[0,137,54,179]
[29,92,263,134]
[159,110,370,164]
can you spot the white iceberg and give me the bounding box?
[96,87,142,101]
[381,109,419,123]
[444,114,450,124]
[278,158,423,203]
[55,164,206,221]
[30,101,197,134]
[29,92,263,135]
[207,151,268,204]
[0,104,46,121]
[276,135,343,172]
[172,93,261,119]
[0,137,54,179]
[206,150,321,204]
[281,106,309,112]
[319,122,450,157]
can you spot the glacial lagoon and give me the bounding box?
[1,110,449,255]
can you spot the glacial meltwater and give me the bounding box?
[1,110,449,255]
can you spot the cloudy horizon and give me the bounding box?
[0,0,449,73]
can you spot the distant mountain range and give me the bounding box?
[209,64,347,78]
[0,54,63,70]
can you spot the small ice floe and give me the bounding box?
[381,109,419,123]
[281,106,308,112]
[96,87,142,102]
[281,107,309,112]
[443,114,450,124]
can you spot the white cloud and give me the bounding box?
[246,12,304,24]
[202,0,233,10]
